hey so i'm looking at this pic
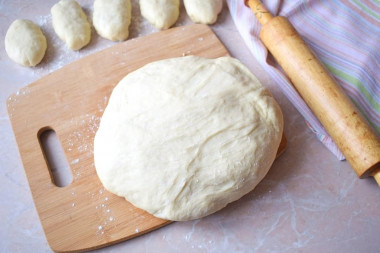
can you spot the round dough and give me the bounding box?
[94,56,283,221]
[4,19,47,67]
[140,0,180,30]
[51,0,91,50]
[93,0,132,41]
[184,0,223,25]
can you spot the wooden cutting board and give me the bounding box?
[7,24,286,252]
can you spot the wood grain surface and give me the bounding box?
[7,24,285,252]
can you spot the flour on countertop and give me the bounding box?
[23,0,195,80]
[28,0,167,79]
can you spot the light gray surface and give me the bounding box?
[1,1,379,252]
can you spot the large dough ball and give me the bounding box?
[5,19,47,67]
[94,56,283,221]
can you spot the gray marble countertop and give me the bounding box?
[1,1,379,252]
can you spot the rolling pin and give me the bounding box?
[245,0,380,186]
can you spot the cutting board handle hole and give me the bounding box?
[39,128,73,187]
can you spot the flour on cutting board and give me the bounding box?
[66,113,101,155]
[7,87,31,118]
[71,158,80,165]
[65,112,102,183]
[86,185,118,237]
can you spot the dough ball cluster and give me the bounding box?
[4,0,133,67]
[4,0,224,66]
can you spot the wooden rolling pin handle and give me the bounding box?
[245,0,273,25]
[246,1,380,186]
[374,170,380,186]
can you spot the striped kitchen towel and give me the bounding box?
[226,0,380,160]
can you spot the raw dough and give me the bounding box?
[94,56,283,221]
[4,19,47,67]
[140,0,180,30]
[184,0,223,24]
[93,0,132,41]
[51,0,91,50]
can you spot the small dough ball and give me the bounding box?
[4,19,47,67]
[93,0,132,41]
[140,0,180,30]
[51,0,91,50]
[94,56,283,221]
[184,0,223,25]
